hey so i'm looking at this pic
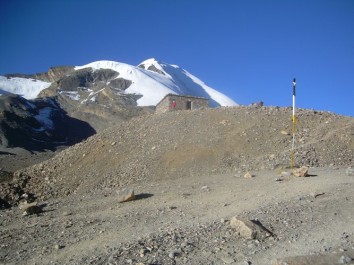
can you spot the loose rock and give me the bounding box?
[292,166,309,177]
[346,166,354,176]
[230,217,271,240]
[117,187,136,203]
[281,130,290,135]
[18,201,43,216]
[169,249,181,259]
[244,172,254,179]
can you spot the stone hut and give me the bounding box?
[155,94,209,113]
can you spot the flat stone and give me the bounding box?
[244,172,254,179]
[117,187,135,203]
[201,185,210,191]
[281,130,290,135]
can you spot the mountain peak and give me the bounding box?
[1,59,238,107]
[138,58,166,76]
[140,58,159,65]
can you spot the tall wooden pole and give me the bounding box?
[291,78,296,168]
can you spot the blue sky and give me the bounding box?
[1,0,353,116]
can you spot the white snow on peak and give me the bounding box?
[75,59,238,107]
[75,60,176,106]
[0,76,51,99]
[75,60,132,73]
[138,58,169,76]
[0,59,237,108]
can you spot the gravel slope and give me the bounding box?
[0,106,353,265]
[13,106,354,201]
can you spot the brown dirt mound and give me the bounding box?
[14,106,354,201]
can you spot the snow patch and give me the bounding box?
[90,95,97,102]
[34,107,54,130]
[75,61,132,73]
[59,91,80,101]
[0,76,51,99]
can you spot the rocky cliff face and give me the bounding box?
[45,66,75,82]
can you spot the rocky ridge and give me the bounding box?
[5,66,75,83]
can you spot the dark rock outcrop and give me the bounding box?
[57,68,119,91]
[109,78,132,90]
[0,95,96,152]
[138,62,165,75]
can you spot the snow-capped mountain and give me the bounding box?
[0,59,238,107]
[0,59,238,151]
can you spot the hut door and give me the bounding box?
[186,100,192,110]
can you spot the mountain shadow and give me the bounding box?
[0,95,96,153]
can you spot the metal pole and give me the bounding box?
[291,78,296,168]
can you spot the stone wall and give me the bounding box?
[156,95,208,113]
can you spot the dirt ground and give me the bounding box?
[1,166,354,265]
[1,106,353,265]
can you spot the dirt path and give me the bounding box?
[1,166,353,265]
